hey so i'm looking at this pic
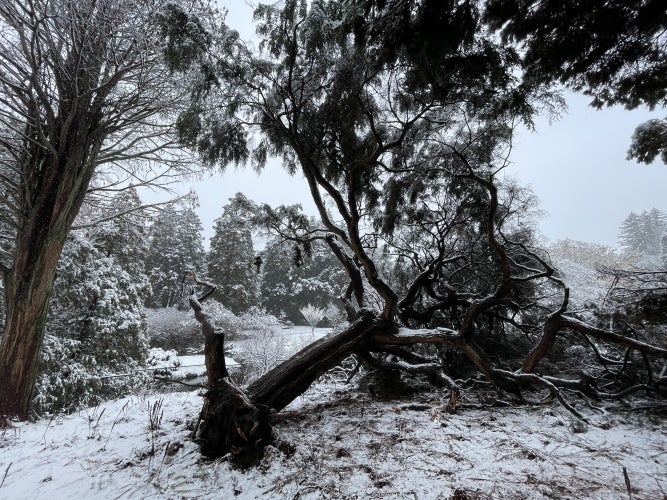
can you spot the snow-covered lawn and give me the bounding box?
[1,382,664,499]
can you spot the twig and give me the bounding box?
[623,466,632,500]
[152,376,206,389]
[0,462,11,488]
[493,369,588,422]
[41,412,57,443]
[345,356,362,383]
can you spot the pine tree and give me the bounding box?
[619,208,667,257]
[207,193,260,313]
[145,192,206,308]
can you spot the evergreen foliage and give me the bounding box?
[484,0,667,110]
[618,208,667,258]
[483,0,667,164]
[33,191,151,414]
[261,239,347,323]
[207,193,260,313]
[145,192,206,309]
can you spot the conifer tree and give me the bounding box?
[145,192,206,308]
[619,208,667,257]
[207,193,260,313]
[261,239,347,323]
[35,190,151,413]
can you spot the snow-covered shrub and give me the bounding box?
[147,307,202,353]
[146,347,182,377]
[33,191,152,415]
[324,302,346,328]
[34,334,150,415]
[177,301,248,343]
[300,303,325,331]
[238,307,280,336]
[228,309,283,384]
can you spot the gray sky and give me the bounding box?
[145,2,667,249]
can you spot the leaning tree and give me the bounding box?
[166,0,667,465]
[0,0,196,418]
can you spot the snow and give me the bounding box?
[1,382,665,499]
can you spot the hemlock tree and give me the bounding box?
[163,0,667,466]
[207,193,260,313]
[0,0,194,418]
[618,208,667,258]
[145,192,206,308]
[35,190,151,414]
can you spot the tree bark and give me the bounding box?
[0,151,96,418]
[0,242,64,418]
[194,307,382,465]
[247,309,380,411]
[186,275,272,465]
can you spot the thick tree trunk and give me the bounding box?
[0,194,84,418]
[195,308,382,465]
[187,277,273,465]
[0,245,62,418]
[247,309,380,411]
[0,143,98,418]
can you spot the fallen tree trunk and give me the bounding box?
[247,309,381,411]
[186,271,666,467]
[186,273,272,465]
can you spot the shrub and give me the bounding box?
[33,334,150,415]
[146,307,202,353]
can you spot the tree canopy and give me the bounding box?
[160,0,667,464]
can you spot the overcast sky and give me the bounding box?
[143,2,667,249]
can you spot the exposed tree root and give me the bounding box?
[197,377,272,467]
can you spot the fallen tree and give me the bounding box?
[165,1,667,466]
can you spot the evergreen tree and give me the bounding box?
[207,193,260,313]
[261,239,348,323]
[618,208,667,257]
[34,191,151,414]
[145,192,206,308]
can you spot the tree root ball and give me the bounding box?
[197,378,272,468]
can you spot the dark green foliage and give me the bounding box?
[628,118,667,165]
[145,192,206,309]
[484,0,667,165]
[157,2,213,73]
[261,239,348,323]
[484,0,667,110]
[207,193,260,313]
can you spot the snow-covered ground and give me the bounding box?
[1,380,665,499]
